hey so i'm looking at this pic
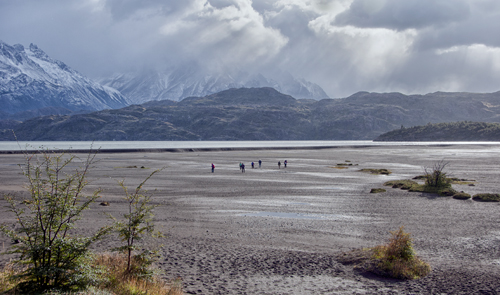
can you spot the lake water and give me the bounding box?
[1,140,500,151]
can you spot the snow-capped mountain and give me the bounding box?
[100,66,328,104]
[0,41,129,116]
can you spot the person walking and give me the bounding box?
[239,162,242,171]
[278,161,281,169]
[251,162,254,169]
[284,160,287,168]
[259,159,262,168]
[211,163,215,173]
[241,163,245,173]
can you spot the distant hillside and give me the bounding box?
[375,121,500,141]
[3,87,500,141]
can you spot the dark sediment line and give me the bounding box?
[0,145,382,154]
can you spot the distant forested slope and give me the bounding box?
[375,121,500,141]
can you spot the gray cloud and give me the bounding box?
[1,0,500,98]
[334,0,471,30]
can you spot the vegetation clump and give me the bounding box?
[384,179,418,190]
[423,161,450,190]
[371,227,431,280]
[0,253,183,295]
[0,151,111,293]
[111,170,164,274]
[453,192,471,200]
[0,151,180,294]
[361,168,391,175]
[370,188,386,193]
[472,193,500,202]
[337,227,431,280]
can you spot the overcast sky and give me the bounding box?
[1,0,500,98]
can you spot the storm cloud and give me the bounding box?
[1,0,499,97]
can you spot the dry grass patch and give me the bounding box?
[371,227,431,279]
[0,253,183,295]
[0,263,24,294]
[337,227,430,280]
[93,252,183,295]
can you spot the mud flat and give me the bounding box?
[1,145,500,294]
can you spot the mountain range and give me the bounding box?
[0,41,328,121]
[3,40,500,141]
[99,67,328,105]
[3,87,500,141]
[0,41,129,119]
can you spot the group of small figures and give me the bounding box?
[211,159,288,173]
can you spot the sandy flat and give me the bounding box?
[1,145,500,294]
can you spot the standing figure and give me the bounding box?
[278,161,281,169]
[284,160,287,168]
[259,159,262,168]
[251,162,255,169]
[239,162,242,170]
[211,163,215,173]
[241,163,245,173]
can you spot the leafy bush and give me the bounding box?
[111,170,164,274]
[0,151,111,293]
[371,227,431,280]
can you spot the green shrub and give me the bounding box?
[371,227,431,280]
[0,151,111,293]
[111,170,164,274]
[472,193,500,202]
[424,161,451,190]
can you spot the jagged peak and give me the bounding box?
[13,44,24,51]
[28,43,51,60]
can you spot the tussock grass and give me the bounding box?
[371,227,431,280]
[93,252,183,295]
[337,227,431,280]
[370,188,386,193]
[0,263,24,294]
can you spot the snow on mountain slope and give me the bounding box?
[100,66,329,104]
[0,41,129,115]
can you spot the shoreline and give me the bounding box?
[0,143,488,154]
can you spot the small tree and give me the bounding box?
[112,169,163,275]
[0,151,111,293]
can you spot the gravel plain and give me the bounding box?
[1,144,500,294]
